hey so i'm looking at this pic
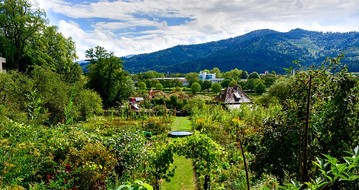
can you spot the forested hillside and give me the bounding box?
[122,29,359,73]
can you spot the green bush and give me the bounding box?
[66,142,117,189]
[74,89,103,121]
[144,117,171,135]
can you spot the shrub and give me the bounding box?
[65,142,117,189]
[144,117,171,135]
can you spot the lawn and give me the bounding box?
[171,116,192,131]
[162,155,197,190]
[162,117,196,190]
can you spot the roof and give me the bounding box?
[214,85,251,104]
[129,97,144,102]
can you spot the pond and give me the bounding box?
[168,131,193,137]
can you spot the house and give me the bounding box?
[214,85,251,109]
[129,97,144,110]
[198,71,224,83]
[0,57,5,73]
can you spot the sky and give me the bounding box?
[36,0,359,60]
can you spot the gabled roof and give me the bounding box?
[214,85,251,104]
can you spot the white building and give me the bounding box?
[198,71,224,83]
[0,57,6,73]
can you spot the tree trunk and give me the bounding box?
[238,135,250,190]
[204,174,210,190]
[301,75,312,183]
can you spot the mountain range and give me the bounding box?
[80,29,359,74]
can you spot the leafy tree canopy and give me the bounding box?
[248,72,260,79]
[211,82,222,94]
[86,46,134,107]
[191,82,201,95]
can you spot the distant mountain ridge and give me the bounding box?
[121,28,359,74]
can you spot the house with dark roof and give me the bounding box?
[214,85,251,109]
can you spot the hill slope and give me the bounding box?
[122,29,359,74]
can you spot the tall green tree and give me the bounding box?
[201,80,212,92]
[0,0,46,71]
[210,67,221,78]
[223,68,242,81]
[155,82,163,91]
[191,82,201,95]
[138,82,147,91]
[185,72,199,86]
[27,26,81,82]
[86,46,134,107]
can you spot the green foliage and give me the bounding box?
[74,89,103,121]
[118,180,153,190]
[27,26,81,83]
[210,67,221,78]
[251,56,359,183]
[137,70,164,80]
[244,78,255,91]
[183,97,206,115]
[261,74,277,87]
[174,133,227,189]
[155,82,163,91]
[211,82,222,94]
[221,78,231,88]
[0,116,153,189]
[281,145,359,189]
[86,46,134,107]
[191,82,201,95]
[185,72,199,86]
[241,71,249,79]
[223,68,242,81]
[257,78,291,106]
[66,142,117,189]
[0,67,103,125]
[0,0,46,71]
[144,117,171,135]
[0,71,33,122]
[248,72,260,79]
[0,0,80,77]
[201,80,212,92]
[25,89,48,125]
[254,79,266,94]
[229,79,238,87]
[147,139,176,190]
[138,82,147,91]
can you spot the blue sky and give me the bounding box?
[37,0,359,60]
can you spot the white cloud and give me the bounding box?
[37,0,359,60]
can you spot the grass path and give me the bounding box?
[162,117,196,190]
[171,116,192,131]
